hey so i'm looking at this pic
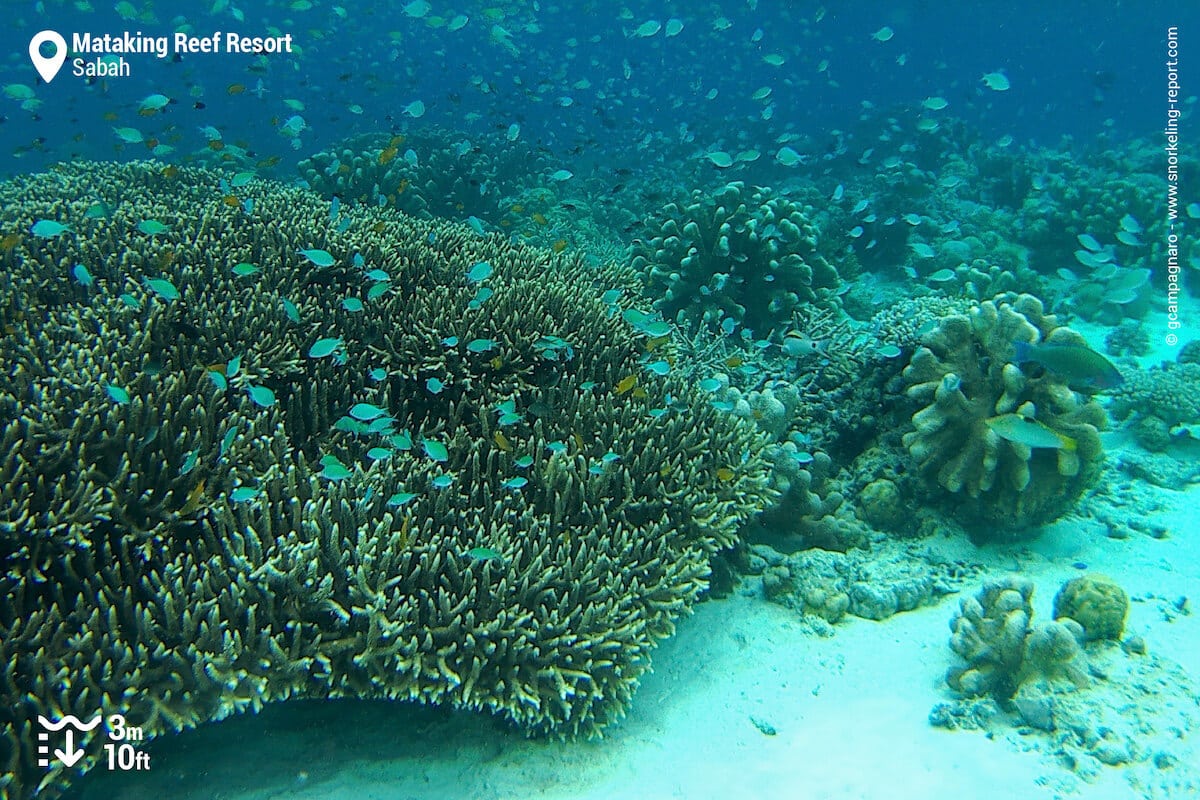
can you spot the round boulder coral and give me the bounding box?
[857,477,907,532]
[1053,574,1129,641]
[631,181,840,334]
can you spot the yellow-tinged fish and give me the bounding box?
[180,479,207,514]
[615,374,638,394]
[645,334,670,351]
[397,515,411,549]
[1,233,21,256]
[985,414,1076,451]
[493,430,512,451]
[716,467,735,481]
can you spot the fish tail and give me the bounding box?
[1060,433,1077,452]
[1012,339,1033,363]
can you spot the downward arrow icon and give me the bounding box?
[54,729,85,767]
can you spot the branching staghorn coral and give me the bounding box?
[298,129,542,224]
[0,161,775,800]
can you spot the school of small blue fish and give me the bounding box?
[1,2,1189,570]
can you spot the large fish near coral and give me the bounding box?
[985,414,1076,450]
[1013,340,1123,389]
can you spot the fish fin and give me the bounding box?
[1060,433,1077,452]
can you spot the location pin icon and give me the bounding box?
[29,30,68,84]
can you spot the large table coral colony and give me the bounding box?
[0,162,773,799]
[0,150,1155,800]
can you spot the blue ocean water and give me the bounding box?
[3,2,1200,800]
[0,2,1191,175]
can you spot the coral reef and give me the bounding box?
[871,294,971,352]
[1104,320,1151,357]
[935,637,1199,786]
[630,181,841,335]
[298,130,539,224]
[946,576,1037,699]
[1109,361,1200,451]
[0,162,776,800]
[1116,448,1200,489]
[1053,575,1129,641]
[856,477,907,532]
[1176,339,1200,365]
[719,370,874,553]
[945,576,1088,701]
[1078,464,1177,536]
[896,294,1107,534]
[750,540,970,629]
[754,448,870,552]
[1012,148,1170,282]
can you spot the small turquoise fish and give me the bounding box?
[298,248,335,267]
[71,264,93,287]
[247,385,276,408]
[31,219,69,238]
[387,491,417,507]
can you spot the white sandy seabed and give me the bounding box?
[79,464,1199,800]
